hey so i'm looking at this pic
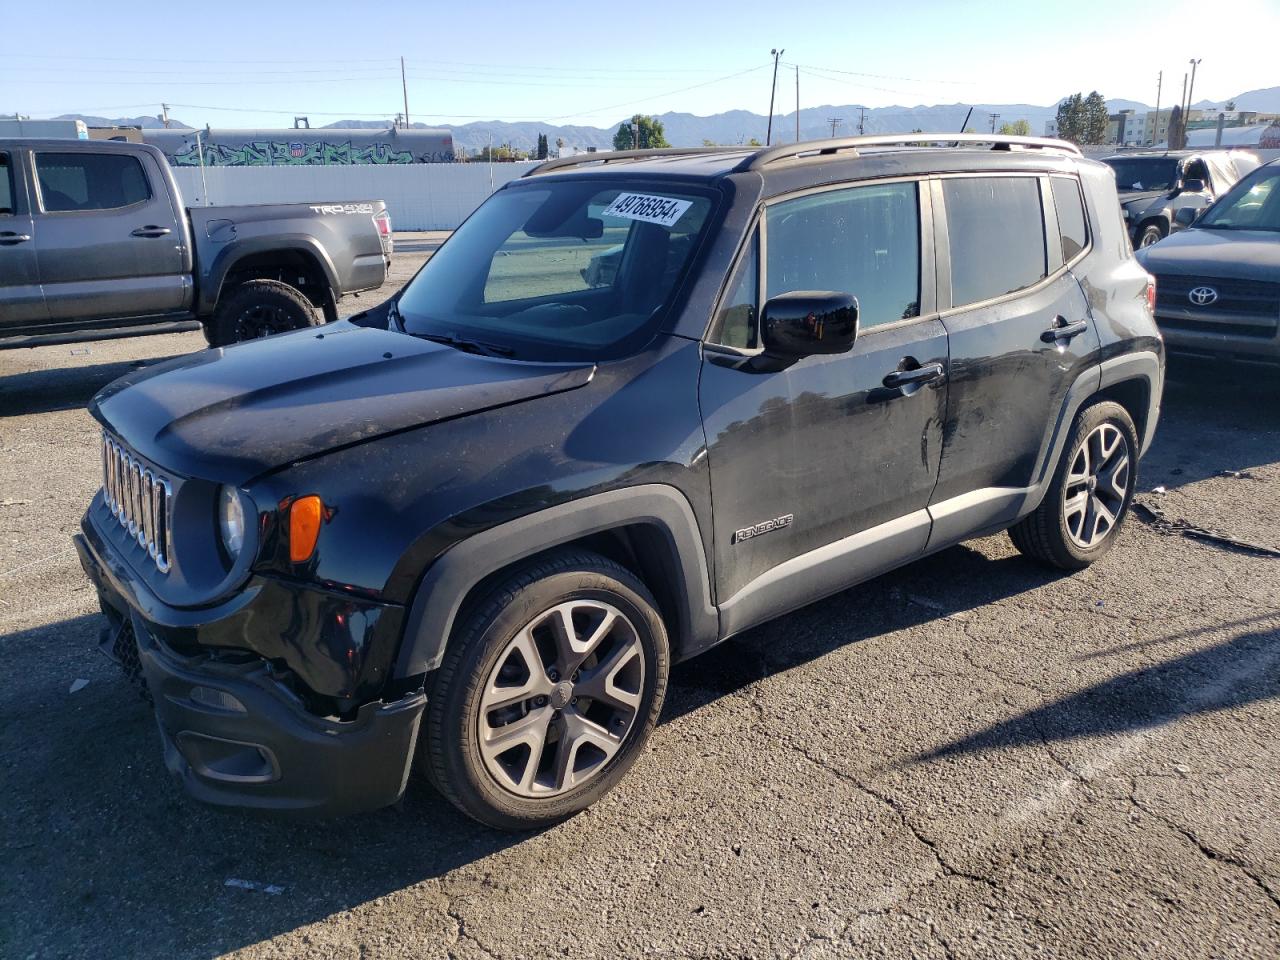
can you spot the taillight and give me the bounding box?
[373,210,392,238]
[1145,275,1156,313]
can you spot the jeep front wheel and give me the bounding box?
[421,551,669,830]
[206,279,321,346]
[1137,223,1164,248]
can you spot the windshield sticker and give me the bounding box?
[602,193,693,228]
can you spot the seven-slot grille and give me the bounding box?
[101,433,173,573]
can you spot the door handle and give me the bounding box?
[1040,317,1089,343]
[882,362,945,390]
[130,226,173,238]
[0,231,32,245]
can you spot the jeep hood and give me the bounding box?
[1119,189,1169,207]
[91,321,595,483]
[1135,227,1280,282]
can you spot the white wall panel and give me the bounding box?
[169,162,539,230]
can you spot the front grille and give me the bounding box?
[1154,274,1280,322]
[1156,317,1278,339]
[101,433,173,573]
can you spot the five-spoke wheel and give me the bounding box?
[421,551,668,830]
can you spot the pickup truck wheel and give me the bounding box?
[420,550,669,830]
[1009,400,1139,570]
[207,279,321,346]
[1137,223,1165,248]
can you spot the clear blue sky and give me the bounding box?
[5,0,1276,128]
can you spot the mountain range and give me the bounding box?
[51,85,1280,154]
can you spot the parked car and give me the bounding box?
[0,139,392,350]
[1100,149,1259,248]
[1136,159,1280,365]
[75,134,1163,829]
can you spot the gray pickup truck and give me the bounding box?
[0,139,392,349]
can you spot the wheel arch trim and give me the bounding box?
[199,236,339,316]
[394,484,719,679]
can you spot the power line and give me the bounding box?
[783,60,973,85]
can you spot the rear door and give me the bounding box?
[699,178,949,633]
[0,148,47,326]
[32,148,188,322]
[927,173,1099,543]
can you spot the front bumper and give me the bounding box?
[75,528,426,818]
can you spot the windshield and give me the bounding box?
[396,180,715,360]
[1103,157,1179,192]
[1198,165,1280,232]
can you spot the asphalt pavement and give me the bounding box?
[1,239,1277,959]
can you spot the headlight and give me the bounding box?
[218,486,246,560]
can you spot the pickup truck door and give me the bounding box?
[32,148,190,322]
[0,148,48,327]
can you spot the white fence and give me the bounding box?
[170,162,540,230]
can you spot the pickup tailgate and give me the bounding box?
[187,200,391,312]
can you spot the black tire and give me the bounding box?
[205,279,321,347]
[1137,223,1164,248]
[1009,400,1139,570]
[420,550,670,831]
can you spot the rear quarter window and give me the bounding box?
[1050,176,1089,263]
[943,176,1047,308]
[36,152,151,212]
[0,154,13,215]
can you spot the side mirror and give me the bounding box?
[761,291,859,360]
[1174,206,1200,227]
[1180,178,1206,193]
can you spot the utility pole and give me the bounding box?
[795,66,800,142]
[160,103,171,129]
[401,56,411,128]
[1152,71,1162,145]
[827,117,842,138]
[1186,58,1202,126]
[766,48,784,146]
[989,112,1000,134]
[858,106,866,135]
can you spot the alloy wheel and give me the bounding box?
[477,599,645,798]
[1062,422,1130,549]
[237,304,294,340]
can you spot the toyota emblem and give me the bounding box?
[1188,286,1218,306]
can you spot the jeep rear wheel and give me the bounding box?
[206,279,321,346]
[1009,400,1138,570]
[420,550,669,830]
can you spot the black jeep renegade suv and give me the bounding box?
[76,134,1163,829]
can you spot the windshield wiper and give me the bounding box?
[416,331,516,358]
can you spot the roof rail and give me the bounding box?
[523,146,745,177]
[738,133,1082,171]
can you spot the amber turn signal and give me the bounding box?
[289,495,323,563]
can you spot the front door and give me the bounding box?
[928,173,1100,541]
[32,148,189,322]
[699,179,949,635]
[0,149,47,327]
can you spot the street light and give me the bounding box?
[766,48,785,146]
[1186,58,1202,120]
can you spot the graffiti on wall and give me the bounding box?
[170,140,454,166]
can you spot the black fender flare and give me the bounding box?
[198,235,340,316]
[393,484,720,678]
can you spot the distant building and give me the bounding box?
[141,126,456,165]
[1107,109,1140,146]
[1044,119,1059,137]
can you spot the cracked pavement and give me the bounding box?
[2,239,1278,959]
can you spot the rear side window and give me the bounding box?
[36,152,151,212]
[943,177,1046,308]
[0,154,12,215]
[1050,176,1088,263]
[765,181,920,329]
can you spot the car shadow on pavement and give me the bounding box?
[662,541,1064,723]
[0,355,181,418]
[913,617,1279,765]
[1141,359,1280,491]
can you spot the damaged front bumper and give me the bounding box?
[75,524,426,818]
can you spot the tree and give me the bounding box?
[1225,99,1237,111]
[613,114,670,151]
[1083,91,1109,145]
[701,138,718,146]
[1167,104,1185,149]
[746,137,762,146]
[998,119,1032,136]
[1055,93,1086,144]
[536,133,548,160]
